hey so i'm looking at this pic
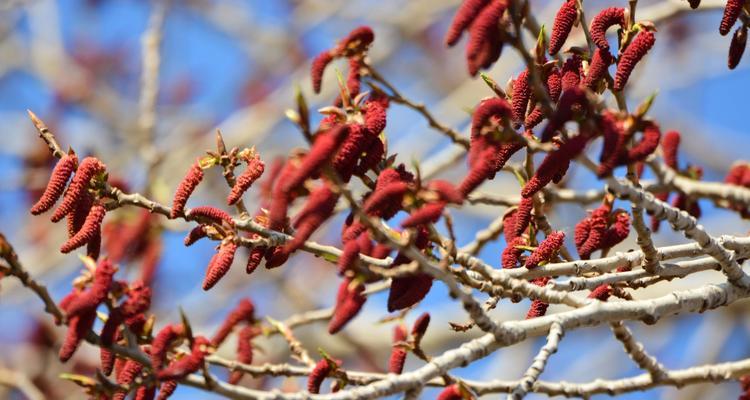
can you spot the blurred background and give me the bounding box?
[0,0,749,399]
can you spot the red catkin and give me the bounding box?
[63,258,117,319]
[597,112,627,177]
[363,181,409,215]
[627,121,661,162]
[202,241,238,291]
[228,325,258,384]
[602,211,631,248]
[525,231,565,268]
[526,277,551,319]
[445,0,490,46]
[549,0,578,55]
[388,325,408,374]
[363,100,387,135]
[583,48,613,90]
[60,204,106,253]
[334,26,375,57]
[589,7,625,51]
[284,185,339,253]
[156,381,178,400]
[729,26,748,69]
[30,153,77,215]
[720,0,744,36]
[513,197,534,237]
[113,359,143,400]
[311,52,333,94]
[283,125,349,193]
[502,236,526,269]
[469,97,513,166]
[212,298,255,347]
[337,237,361,275]
[401,202,446,228]
[574,217,591,250]
[588,284,612,301]
[661,130,681,169]
[388,272,433,312]
[437,384,465,400]
[465,0,507,75]
[428,180,465,204]
[156,336,211,381]
[51,157,105,222]
[578,206,609,259]
[59,310,97,362]
[188,205,234,226]
[227,154,265,205]
[246,246,265,274]
[511,69,531,124]
[307,358,339,394]
[614,30,656,91]
[522,134,589,197]
[328,278,367,334]
[67,191,93,238]
[561,54,583,91]
[171,160,203,219]
[411,312,431,345]
[151,324,184,370]
[540,86,588,142]
[183,225,208,246]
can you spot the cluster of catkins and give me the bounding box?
[30,152,108,259]
[446,1,657,93]
[649,131,704,232]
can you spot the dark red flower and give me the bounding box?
[30,153,77,215]
[187,206,234,226]
[549,0,578,55]
[525,231,565,268]
[614,30,656,91]
[577,206,609,259]
[411,312,431,345]
[388,325,408,374]
[113,359,143,400]
[60,204,106,253]
[388,272,433,312]
[227,154,265,205]
[183,225,208,247]
[401,202,446,228]
[590,7,625,51]
[525,277,551,319]
[282,125,349,193]
[151,324,185,370]
[328,278,367,334]
[729,26,748,69]
[511,69,531,123]
[661,130,681,169]
[465,0,507,75]
[156,336,211,381]
[212,298,255,346]
[445,0,490,46]
[502,236,526,269]
[170,160,203,219]
[284,184,339,253]
[202,241,238,290]
[228,325,259,384]
[522,134,589,197]
[437,384,466,400]
[51,157,105,222]
[583,48,613,90]
[602,211,631,248]
[561,54,583,91]
[720,0,744,35]
[588,284,611,301]
[513,197,534,238]
[627,121,661,162]
[307,357,340,394]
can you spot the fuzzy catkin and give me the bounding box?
[171,161,203,219]
[60,204,106,253]
[445,0,490,46]
[614,31,656,91]
[549,0,577,55]
[328,278,367,334]
[30,153,78,215]
[202,242,238,291]
[227,155,265,205]
[589,7,625,51]
[51,157,105,222]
